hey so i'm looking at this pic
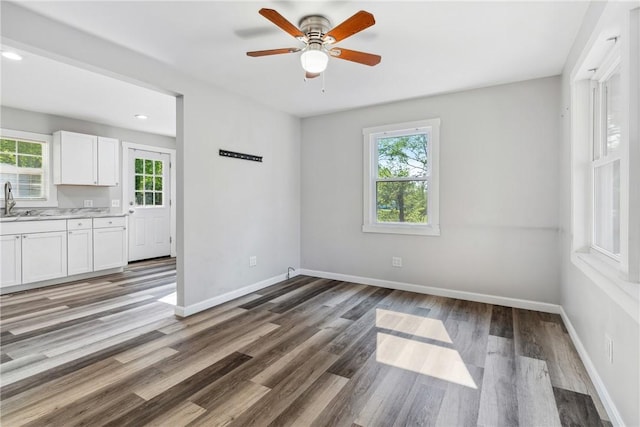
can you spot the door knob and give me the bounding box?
[129,208,135,214]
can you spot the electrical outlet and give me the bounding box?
[249,256,257,267]
[392,256,402,267]
[605,334,613,364]
[111,199,120,208]
[83,200,93,208]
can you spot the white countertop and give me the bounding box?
[0,209,127,223]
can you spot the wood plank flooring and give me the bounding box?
[0,258,610,426]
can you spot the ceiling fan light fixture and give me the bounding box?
[300,43,328,74]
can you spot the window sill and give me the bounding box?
[571,251,639,324]
[362,223,440,236]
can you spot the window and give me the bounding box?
[363,119,440,236]
[134,158,164,207]
[591,61,621,259]
[570,7,640,288]
[0,129,56,207]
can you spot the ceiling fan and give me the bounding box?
[246,8,381,79]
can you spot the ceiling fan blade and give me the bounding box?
[305,72,320,79]
[246,48,300,57]
[259,8,305,39]
[329,48,381,66]
[324,10,375,44]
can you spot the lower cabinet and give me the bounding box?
[21,231,68,284]
[93,217,127,271]
[1,235,22,288]
[0,216,127,289]
[68,226,93,275]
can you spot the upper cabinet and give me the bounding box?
[53,131,119,186]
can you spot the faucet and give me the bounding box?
[287,267,295,280]
[4,181,16,216]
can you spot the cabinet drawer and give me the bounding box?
[1,220,66,236]
[67,219,92,230]
[93,217,126,229]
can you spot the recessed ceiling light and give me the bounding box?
[1,51,23,61]
[134,114,148,120]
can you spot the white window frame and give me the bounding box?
[569,4,640,317]
[362,118,440,236]
[0,128,58,208]
[590,49,622,261]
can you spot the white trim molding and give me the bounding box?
[559,307,624,427]
[299,268,561,313]
[174,271,296,317]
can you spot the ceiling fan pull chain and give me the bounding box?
[322,71,326,93]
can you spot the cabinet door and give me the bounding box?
[1,235,22,287]
[94,227,127,271]
[98,137,119,186]
[68,228,93,275]
[21,231,67,284]
[60,131,97,185]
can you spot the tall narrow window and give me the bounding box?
[592,64,621,258]
[363,119,440,236]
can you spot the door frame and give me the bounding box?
[121,141,177,258]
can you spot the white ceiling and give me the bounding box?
[4,1,589,128]
[1,48,177,136]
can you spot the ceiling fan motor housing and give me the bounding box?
[298,15,332,43]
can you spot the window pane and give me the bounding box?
[378,133,428,179]
[605,70,621,155]
[155,192,163,205]
[0,139,16,153]
[145,192,154,205]
[154,160,163,175]
[0,153,16,165]
[144,176,153,190]
[594,160,620,255]
[16,174,43,198]
[17,141,42,155]
[135,191,144,205]
[376,180,427,224]
[145,159,153,174]
[17,155,42,168]
[135,175,144,191]
[154,176,163,191]
[135,158,144,174]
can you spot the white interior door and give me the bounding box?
[127,148,171,261]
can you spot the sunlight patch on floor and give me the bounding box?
[158,291,177,305]
[375,308,452,343]
[376,332,477,389]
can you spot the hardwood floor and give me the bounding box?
[0,258,610,426]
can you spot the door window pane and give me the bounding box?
[594,160,620,255]
[134,157,165,207]
[135,158,144,174]
[135,192,143,205]
[145,160,153,174]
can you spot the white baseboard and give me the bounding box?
[299,268,561,313]
[559,308,623,426]
[174,272,291,317]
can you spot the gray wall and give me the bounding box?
[301,76,561,304]
[559,3,639,426]
[1,106,176,208]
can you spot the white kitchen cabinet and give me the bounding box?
[67,219,93,275]
[21,231,67,284]
[53,131,119,186]
[1,234,22,287]
[93,217,127,271]
[97,137,119,186]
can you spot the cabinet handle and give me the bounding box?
[108,221,113,224]
[22,235,27,238]
[78,223,82,226]
[69,231,73,234]
[15,235,20,239]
